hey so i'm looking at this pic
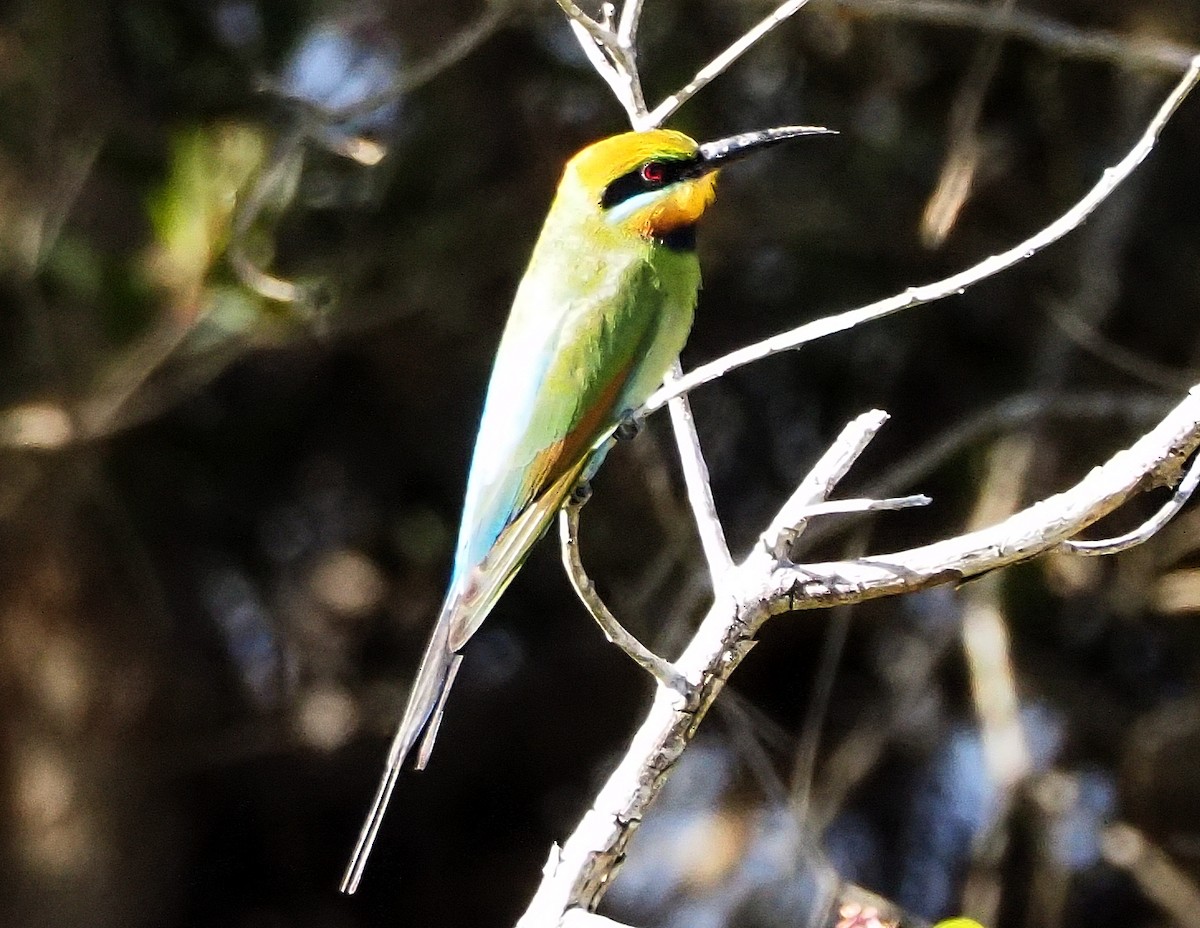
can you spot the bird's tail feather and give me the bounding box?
[339,613,461,894]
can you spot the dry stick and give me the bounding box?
[566,17,646,125]
[838,392,1171,530]
[616,0,643,48]
[643,0,816,128]
[519,386,1200,928]
[664,361,734,581]
[556,0,617,47]
[1062,449,1200,555]
[517,412,904,928]
[759,410,890,557]
[645,53,1200,412]
[559,0,817,129]
[559,501,690,695]
[556,0,647,123]
[763,389,1200,609]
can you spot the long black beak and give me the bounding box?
[696,125,836,172]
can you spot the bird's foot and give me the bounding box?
[570,480,593,506]
[614,412,643,442]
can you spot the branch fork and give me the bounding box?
[523,1,1200,924]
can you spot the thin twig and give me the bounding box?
[557,0,648,122]
[644,54,1200,412]
[759,410,891,558]
[1062,449,1200,555]
[664,361,733,583]
[644,0,816,127]
[559,501,690,694]
[567,18,645,125]
[556,0,616,47]
[761,388,1200,611]
[786,495,931,519]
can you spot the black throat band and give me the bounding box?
[656,224,697,252]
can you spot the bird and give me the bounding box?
[341,124,832,893]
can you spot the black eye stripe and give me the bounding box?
[600,156,700,209]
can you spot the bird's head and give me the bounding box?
[561,125,834,247]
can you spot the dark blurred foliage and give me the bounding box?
[2,1,1200,927]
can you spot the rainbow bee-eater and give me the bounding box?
[342,125,831,892]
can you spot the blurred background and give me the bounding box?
[2,1,1200,926]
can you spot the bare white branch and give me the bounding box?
[566,19,644,124]
[759,409,890,559]
[555,0,615,47]
[645,54,1200,412]
[644,0,816,127]
[521,9,1200,928]
[664,361,733,582]
[559,501,690,694]
[557,0,648,122]
[793,495,932,518]
[1062,447,1200,555]
[763,388,1200,609]
[519,386,1200,928]
[616,0,643,48]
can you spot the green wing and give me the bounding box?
[444,238,699,651]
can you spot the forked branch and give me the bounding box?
[530,1,1200,925]
[523,386,1200,927]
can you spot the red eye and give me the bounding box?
[640,162,666,184]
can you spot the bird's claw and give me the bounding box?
[614,413,643,442]
[570,480,593,505]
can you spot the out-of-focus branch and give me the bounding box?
[1102,823,1200,928]
[268,4,513,125]
[918,0,1015,248]
[823,0,1197,74]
